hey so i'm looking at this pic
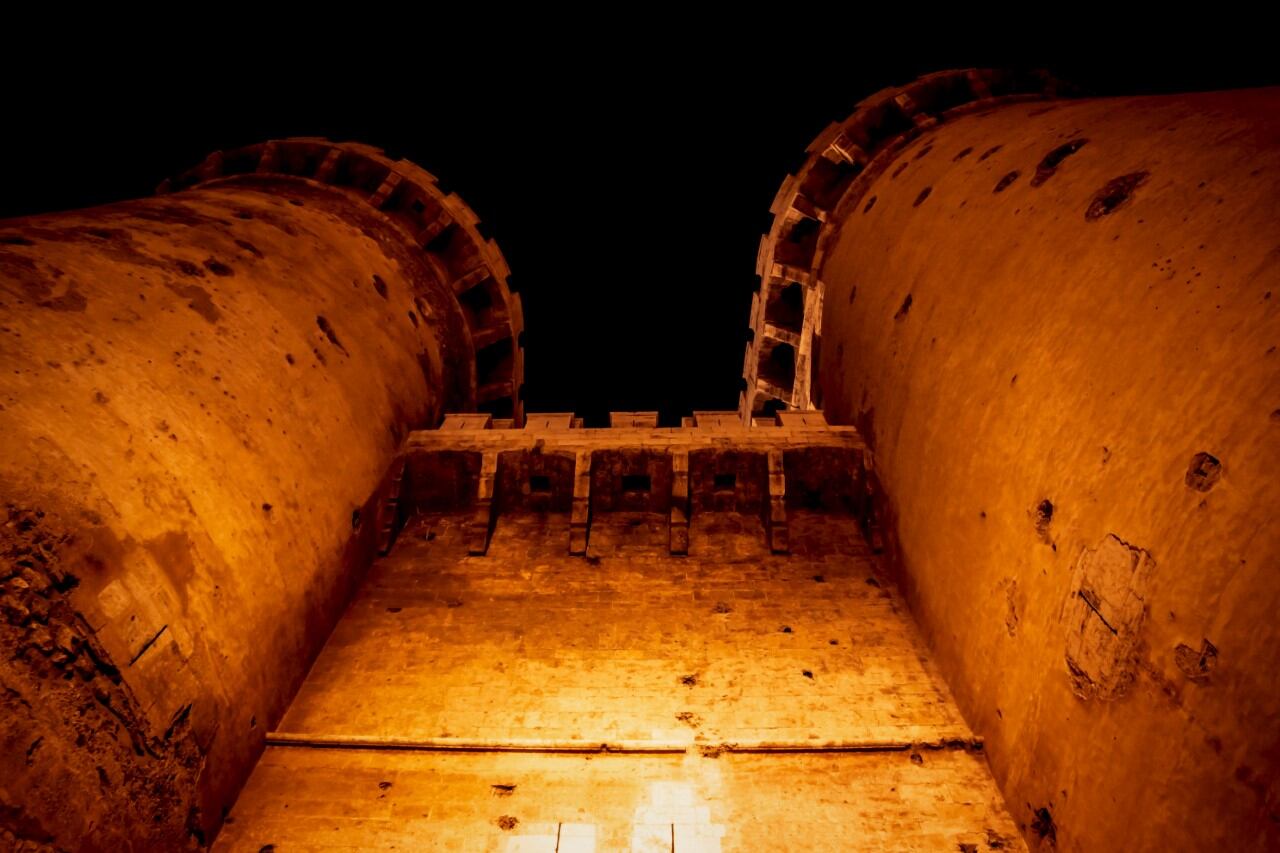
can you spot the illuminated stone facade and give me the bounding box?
[3,69,1278,851]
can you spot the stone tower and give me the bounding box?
[2,70,1278,851]
[0,139,521,847]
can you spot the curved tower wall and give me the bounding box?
[747,74,1280,850]
[0,139,520,849]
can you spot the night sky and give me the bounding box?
[3,45,1274,425]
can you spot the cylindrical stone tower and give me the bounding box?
[744,71,1280,850]
[0,139,522,849]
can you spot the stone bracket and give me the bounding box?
[670,451,690,555]
[314,147,343,183]
[369,171,403,209]
[415,207,453,247]
[860,449,884,554]
[256,140,280,173]
[766,449,789,554]
[468,451,498,555]
[570,450,592,555]
[375,459,408,557]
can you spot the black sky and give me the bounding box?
[3,41,1275,425]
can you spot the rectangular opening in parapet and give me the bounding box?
[622,474,651,493]
[458,280,495,326]
[765,281,805,334]
[529,475,552,494]
[714,473,736,492]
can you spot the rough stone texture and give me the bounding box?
[812,87,1280,850]
[1062,534,1156,701]
[214,748,1021,852]
[395,416,872,561]
[741,68,1066,418]
[276,511,971,746]
[218,506,1020,850]
[0,174,475,848]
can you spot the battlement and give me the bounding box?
[375,410,874,559]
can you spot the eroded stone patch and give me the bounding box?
[1063,534,1156,700]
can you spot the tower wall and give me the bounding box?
[753,75,1280,849]
[0,140,519,848]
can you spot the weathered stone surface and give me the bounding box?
[811,86,1280,850]
[217,506,1020,850]
[1062,534,1155,700]
[214,748,1021,852]
[4,75,1277,852]
[273,511,970,747]
[0,161,481,848]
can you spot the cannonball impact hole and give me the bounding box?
[993,170,1020,193]
[1031,806,1057,844]
[315,315,348,354]
[1185,452,1222,492]
[894,294,913,320]
[203,258,234,277]
[234,239,263,258]
[1174,639,1219,680]
[1031,139,1089,186]
[1086,171,1150,220]
[1033,499,1054,543]
[1036,499,1054,523]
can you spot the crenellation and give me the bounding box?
[2,67,1274,853]
[396,417,867,559]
